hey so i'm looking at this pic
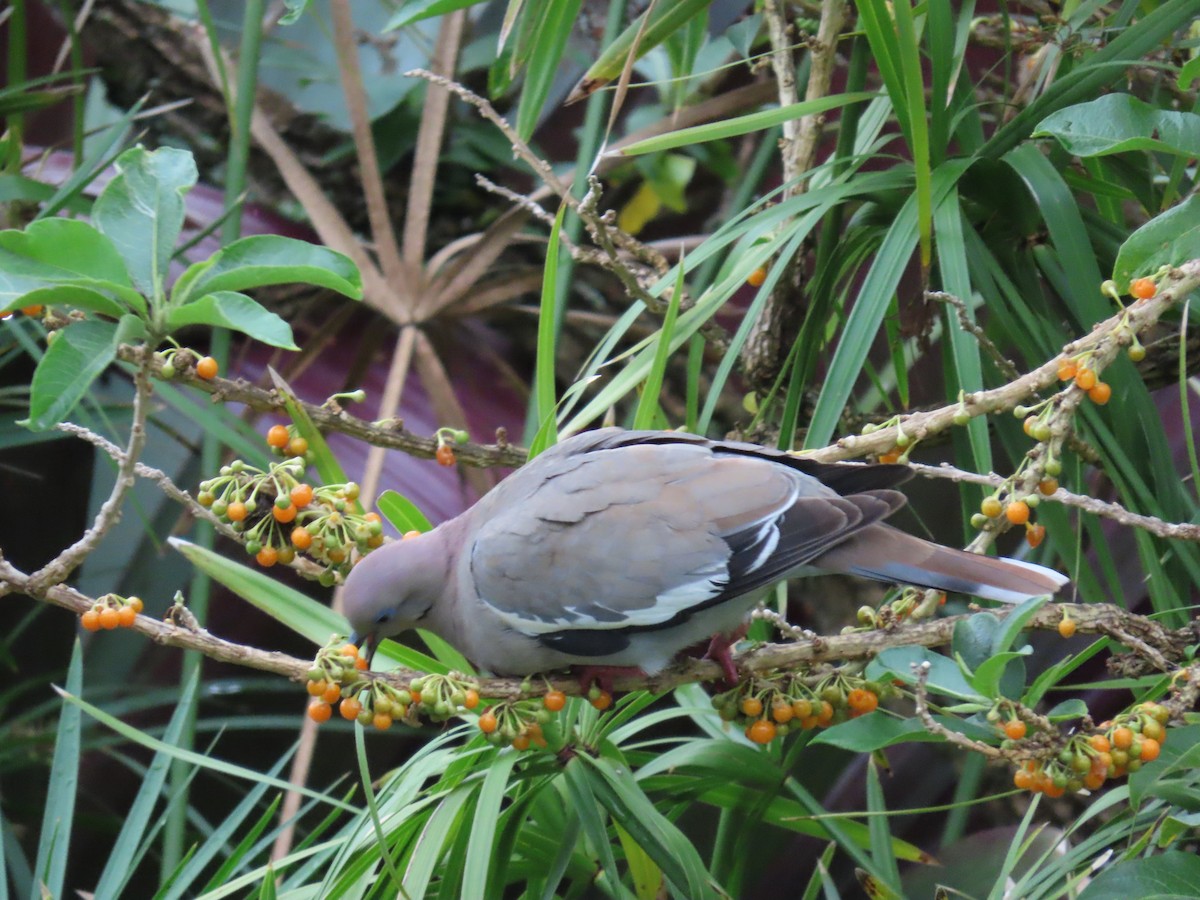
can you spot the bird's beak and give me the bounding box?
[350,630,378,667]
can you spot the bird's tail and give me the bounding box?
[813,524,1068,603]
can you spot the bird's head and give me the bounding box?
[343,531,447,659]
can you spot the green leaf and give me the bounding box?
[377,490,434,533]
[384,0,485,29]
[814,712,995,751]
[92,146,198,300]
[1033,94,1200,159]
[32,640,83,900]
[171,234,362,305]
[462,753,518,898]
[0,218,145,315]
[529,203,567,455]
[169,537,343,644]
[5,284,129,319]
[619,93,876,156]
[515,0,582,142]
[165,291,298,350]
[952,611,1000,671]
[1078,851,1200,899]
[1113,194,1200,291]
[866,646,984,702]
[568,0,712,103]
[26,319,120,430]
[969,649,1031,699]
[632,258,684,429]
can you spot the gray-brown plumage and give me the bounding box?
[343,428,1068,675]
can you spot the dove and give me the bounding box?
[343,428,1067,678]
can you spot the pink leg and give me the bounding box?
[574,665,644,694]
[704,625,748,686]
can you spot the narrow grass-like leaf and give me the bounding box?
[632,258,684,429]
[515,0,582,142]
[377,489,434,533]
[94,669,201,899]
[562,758,621,889]
[403,785,473,898]
[199,797,282,894]
[267,368,353,495]
[462,753,519,897]
[529,203,568,453]
[618,93,875,156]
[31,640,83,900]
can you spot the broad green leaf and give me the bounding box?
[1034,94,1200,159]
[26,318,120,430]
[0,218,145,315]
[377,490,434,533]
[1077,851,1200,899]
[968,649,1032,699]
[166,291,298,350]
[32,640,82,900]
[568,0,711,103]
[815,712,995,751]
[92,146,197,300]
[5,284,128,319]
[953,611,1000,671]
[171,235,362,305]
[1112,194,1200,291]
[619,93,876,156]
[866,646,984,702]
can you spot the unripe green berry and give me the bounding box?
[454,430,469,444]
[318,570,336,587]
[970,513,990,529]
[1044,458,1063,476]
[245,540,262,555]
[895,431,910,447]
[952,411,971,426]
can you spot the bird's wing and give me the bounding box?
[467,435,902,655]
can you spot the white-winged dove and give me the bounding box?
[343,428,1067,677]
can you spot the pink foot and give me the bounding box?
[704,625,748,686]
[573,665,644,694]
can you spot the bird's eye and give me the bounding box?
[374,607,396,625]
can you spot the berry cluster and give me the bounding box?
[476,697,553,750]
[154,348,219,381]
[80,594,144,631]
[1005,701,1170,796]
[265,423,313,463]
[197,455,382,582]
[712,675,885,745]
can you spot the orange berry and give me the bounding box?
[877,451,901,464]
[1005,500,1030,525]
[287,436,309,457]
[1090,734,1111,753]
[1139,737,1160,762]
[128,596,144,614]
[290,484,313,508]
[340,643,360,658]
[464,689,480,709]
[322,683,342,704]
[266,424,290,448]
[226,501,247,522]
[195,356,219,380]
[1038,478,1059,496]
[543,690,567,712]
[435,444,456,466]
[740,697,764,718]
[1058,617,1076,639]
[291,526,313,550]
[746,719,777,744]
[117,605,137,628]
[1043,782,1066,799]
[99,607,120,630]
[273,503,297,524]
[1026,523,1046,548]
[1130,277,1156,299]
[256,546,279,567]
[1003,720,1027,740]
[306,679,327,697]
[591,690,613,711]
[372,712,393,731]
[747,266,768,287]
[791,699,812,720]
[354,656,368,671]
[1074,368,1096,391]
[21,304,44,317]
[817,700,834,725]
[1088,382,1112,405]
[1083,771,1106,790]
[308,700,332,723]
[512,734,531,751]
[478,711,498,733]
[1057,359,1078,381]
[411,689,423,704]
[364,512,381,523]
[771,702,794,724]
[847,688,879,714]
[1112,727,1133,750]
[340,697,363,720]
[1014,769,1034,790]
[81,609,101,632]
